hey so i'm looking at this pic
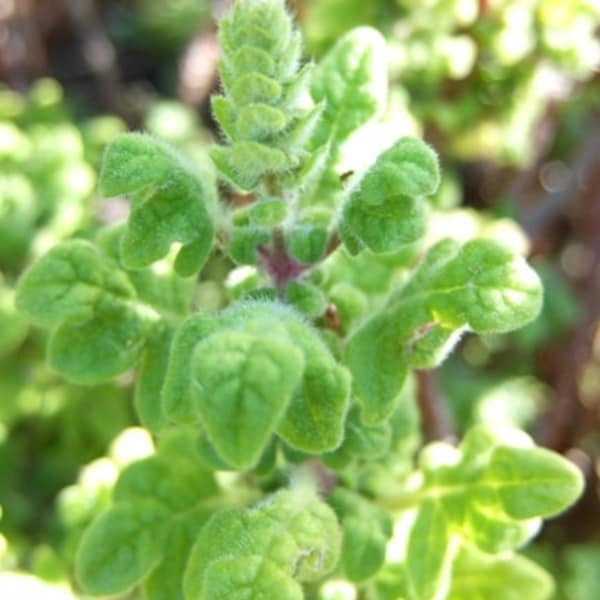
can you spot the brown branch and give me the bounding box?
[416,370,455,443]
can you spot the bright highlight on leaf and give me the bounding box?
[393,426,584,600]
[347,237,543,425]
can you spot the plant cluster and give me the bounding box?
[301,0,600,165]
[6,1,587,599]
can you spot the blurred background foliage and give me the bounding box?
[0,0,599,598]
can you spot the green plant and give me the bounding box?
[14,1,584,598]
[301,0,600,166]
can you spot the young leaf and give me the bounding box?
[100,133,216,274]
[395,426,584,599]
[284,280,327,317]
[340,137,440,254]
[310,27,387,148]
[212,0,317,190]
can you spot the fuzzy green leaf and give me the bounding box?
[144,510,213,600]
[15,238,181,384]
[114,454,217,514]
[213,0,315,190]
[340,138,439,254]
[201,556,303,600]
[163,301,351,455]
[347,238,543,424]
[183,489,341,599]
[100,133,216,273]
[284,280,326,317]
[286,223,328,264]
[190,331,305,468]
[15,240,109,327]
[162,313,222,424]
[134,325,173,432]
[76,500,170,596]
[276,316,351,453]
[48,298,151,385]
[311,27,387,147]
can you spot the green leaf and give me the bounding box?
[183,488,341,599]
[76,500,169,596]
[162,312,222,424]
[311,27,387,147]
[404,500,454,600]
[330,405,392,463]
[144,510,214,600]
[486,445,584,520]
[347,238,543,424]
[285,223,328,264]
[345,313,408,425]
[100,133,216,273]
[201,556,303,600]
[329,488,393,582]
[284,280,326,317]
[15,240,108,327]
[99,133,173,196]
[134,325,173,432]
[247,198,288,226]
[190,331,305,468]
[276,316,351,453]
[114,454,217,514]
[393,426,584,599]
[212,0,316,190]
[228,224,270,265]
[48,296,152,385]
[397,238,543,333]
[340,138,439,254]
[447,545,554,600]
[163,301,351,455]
